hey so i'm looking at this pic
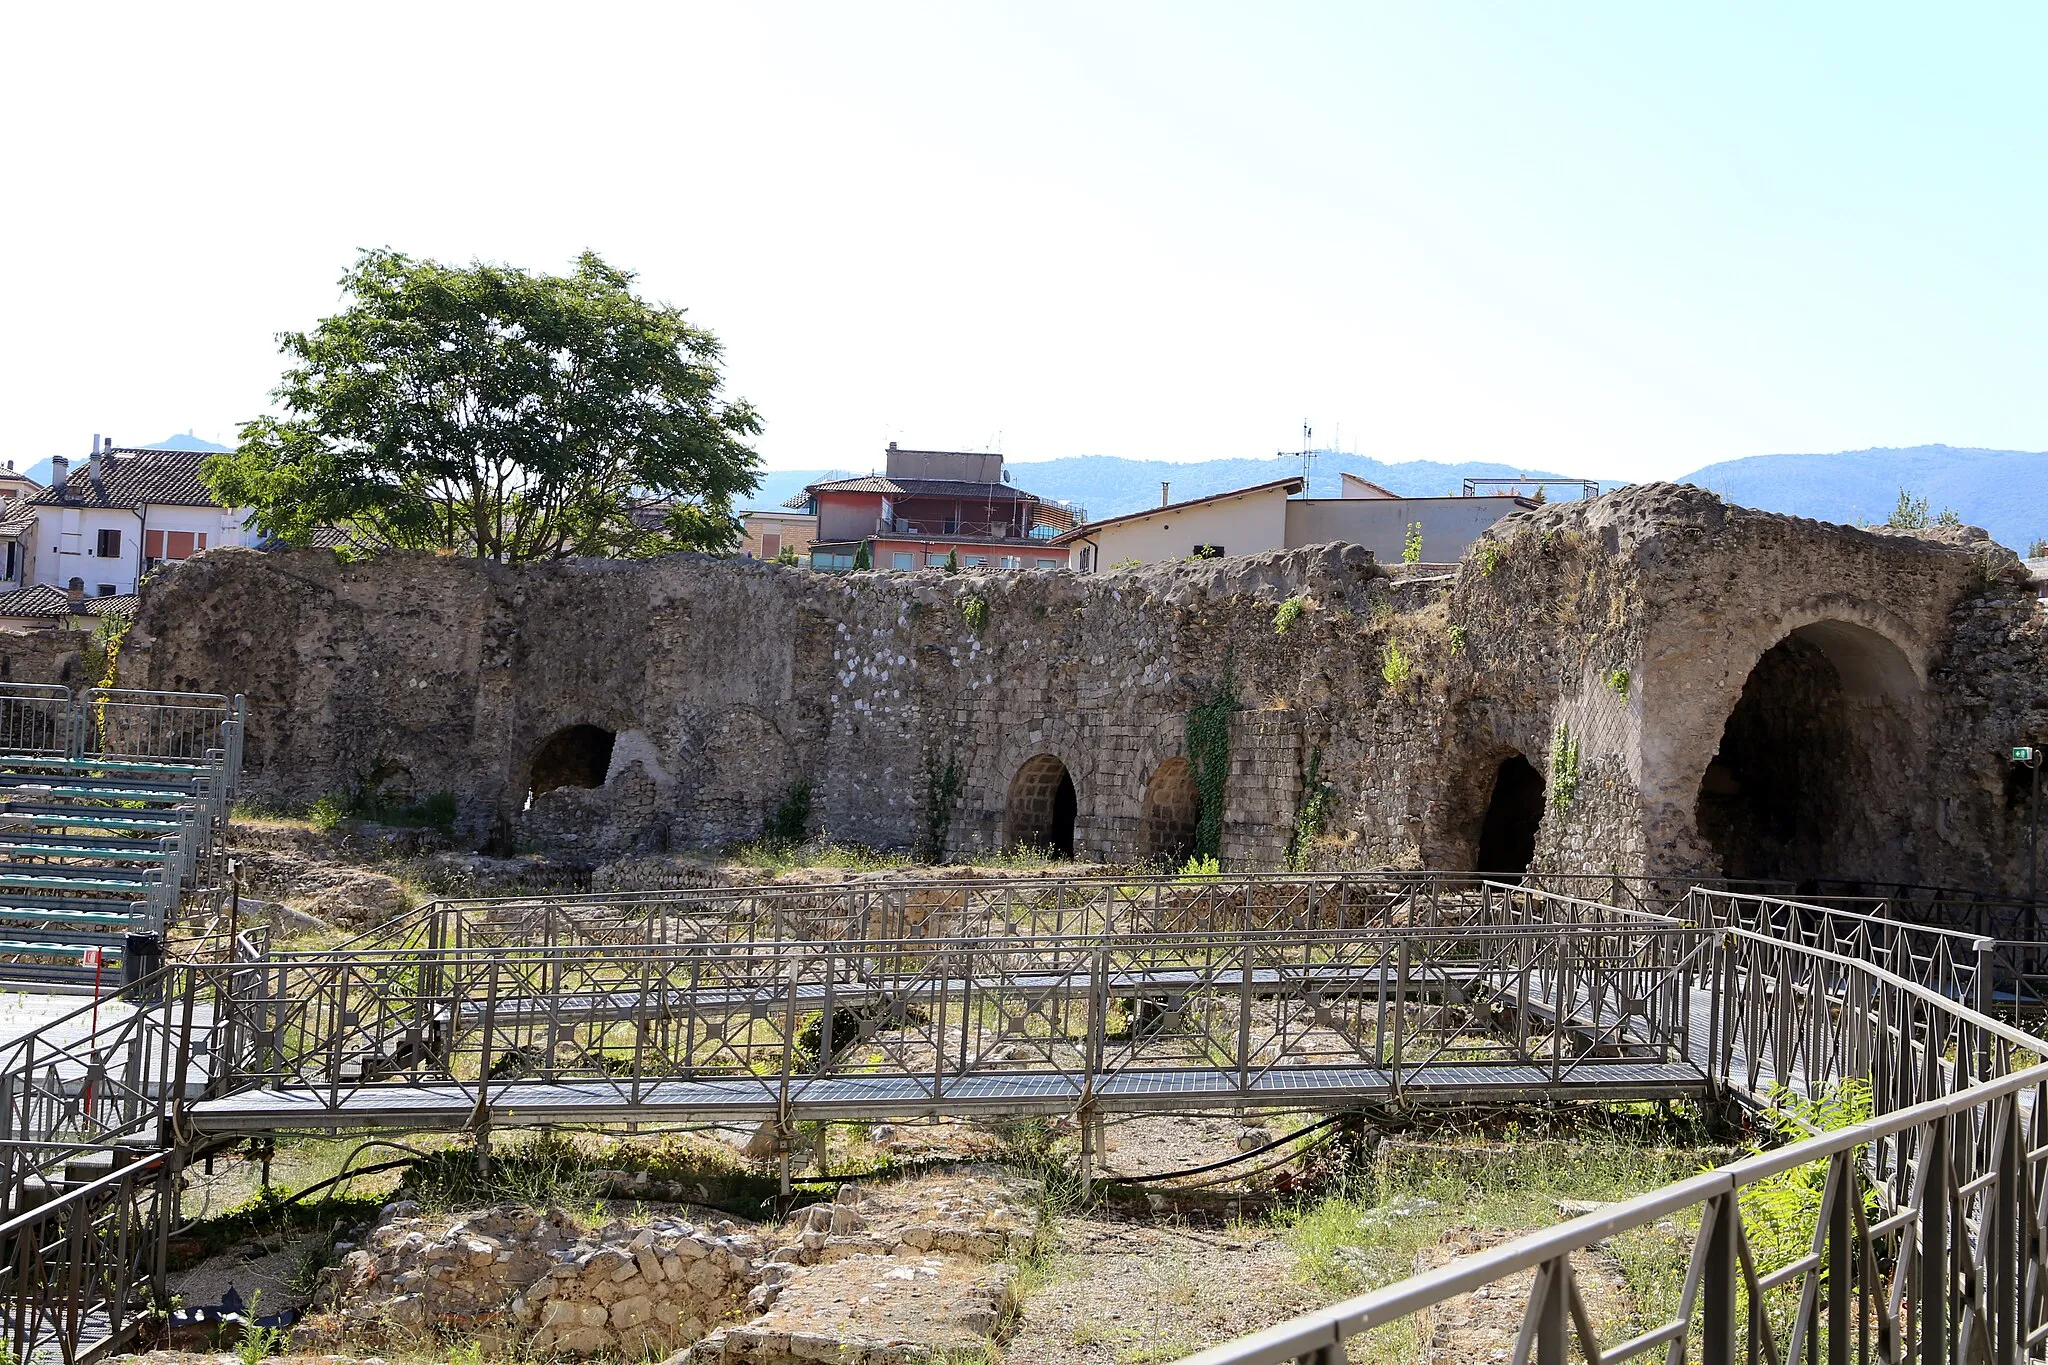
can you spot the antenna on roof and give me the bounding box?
[1276,422,1315,498]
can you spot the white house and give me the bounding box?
[27,440,256,598]
[1054,473,1549,571]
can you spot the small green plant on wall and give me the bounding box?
[1381,641,1412,687]
[1402,522,1423,565]
[1478,540,1501,576]
[1606,668,1629,699]
[1273,595,1307,634]
[920,751,963,861]
[961,594,989,635]
[1285,748,1331,870]
[1549,721,1581,811]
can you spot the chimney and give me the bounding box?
[66,579,83,607]
[887,441,898,452]
[89,443,104,491]
[50,456,69,499]
[1160,481,1171,507]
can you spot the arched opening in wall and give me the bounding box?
[527,725,617,805]
[1474,754,1545,877]
[1140,758,1202,865]
[1005,754,1077,858]
[1694,621,1917,885]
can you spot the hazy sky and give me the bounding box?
[7,4,2046,482]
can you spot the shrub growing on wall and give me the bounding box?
[765,778,813,844]
[1184,667,1237,860]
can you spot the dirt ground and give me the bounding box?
[1005,1215,1323,1364]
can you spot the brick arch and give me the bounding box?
[528,724,616,798]
[1004,753,1077,857]
[1647,605,1930,885]
[1139,757,1202,864]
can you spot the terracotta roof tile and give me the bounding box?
[30,448,220,510]
[0,585,138,621]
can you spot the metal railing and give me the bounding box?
[1186,914,2048,1365]
[191,916,1710,1125]
[328,871,1682,959]
[0,1148,171,1365]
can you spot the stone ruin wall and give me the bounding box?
[122,483,2048,898]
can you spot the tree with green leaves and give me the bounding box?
[205,249,762,562]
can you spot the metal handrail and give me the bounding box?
[1185,918,2048,1365]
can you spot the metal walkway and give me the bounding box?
[5,871,2047,1365]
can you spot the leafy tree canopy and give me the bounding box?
[205,249,762,562]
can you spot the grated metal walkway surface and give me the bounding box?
[184,1058,1705,1132]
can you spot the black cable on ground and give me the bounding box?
[279,1157,417,1206]
[1106,1112,1349,1185]
[1151,1130,1343,1191]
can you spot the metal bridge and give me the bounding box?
[2,870,2046,1362]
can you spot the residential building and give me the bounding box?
[0,462,41,506]
[739,509,818,562]
[1055,474,1545,570]
[791,445,1079,572]
[1054,478,1304,572]
[0,463,45,591]
[26,440,256,598]
[0,582,137,632]
[1284,492,1537,566]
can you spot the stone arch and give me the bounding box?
[1692,619,1920,884]
[1474,753,1545,877]
[1005,753,1077,858]
[528,724,617,800]
[1140,757,1202,864]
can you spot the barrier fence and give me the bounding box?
[0,874,2043,1362]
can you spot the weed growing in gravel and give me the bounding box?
[1274,1113,1733,1360]
[403,1132,600,1213]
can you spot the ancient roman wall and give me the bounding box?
[122,484,2048,897]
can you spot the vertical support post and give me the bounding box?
[1701,1191,1736,1365]
[1973,941,1993,1085]
[1078,1106,1094,1197]
[1390,940,1408,1102]
[1991,1095,2019,1365]
[1827,1153,1850,1365]
[1919,1115,1948,1365]
[1526,1260,1568,1365]
[1238,943,1253,1095]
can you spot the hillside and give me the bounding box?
[1677,445,2048,553]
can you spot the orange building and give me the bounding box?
[791,445,1080,572]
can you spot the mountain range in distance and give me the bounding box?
[10,437,2040,555]
[16,432,229,488]
[755,444,2048,554]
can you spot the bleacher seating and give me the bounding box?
[0,685,244,981]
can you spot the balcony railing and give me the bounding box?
[875,516,1027,540]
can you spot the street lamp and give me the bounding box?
[2016,745,2043,907]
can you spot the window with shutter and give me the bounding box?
[96,528,121,558]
